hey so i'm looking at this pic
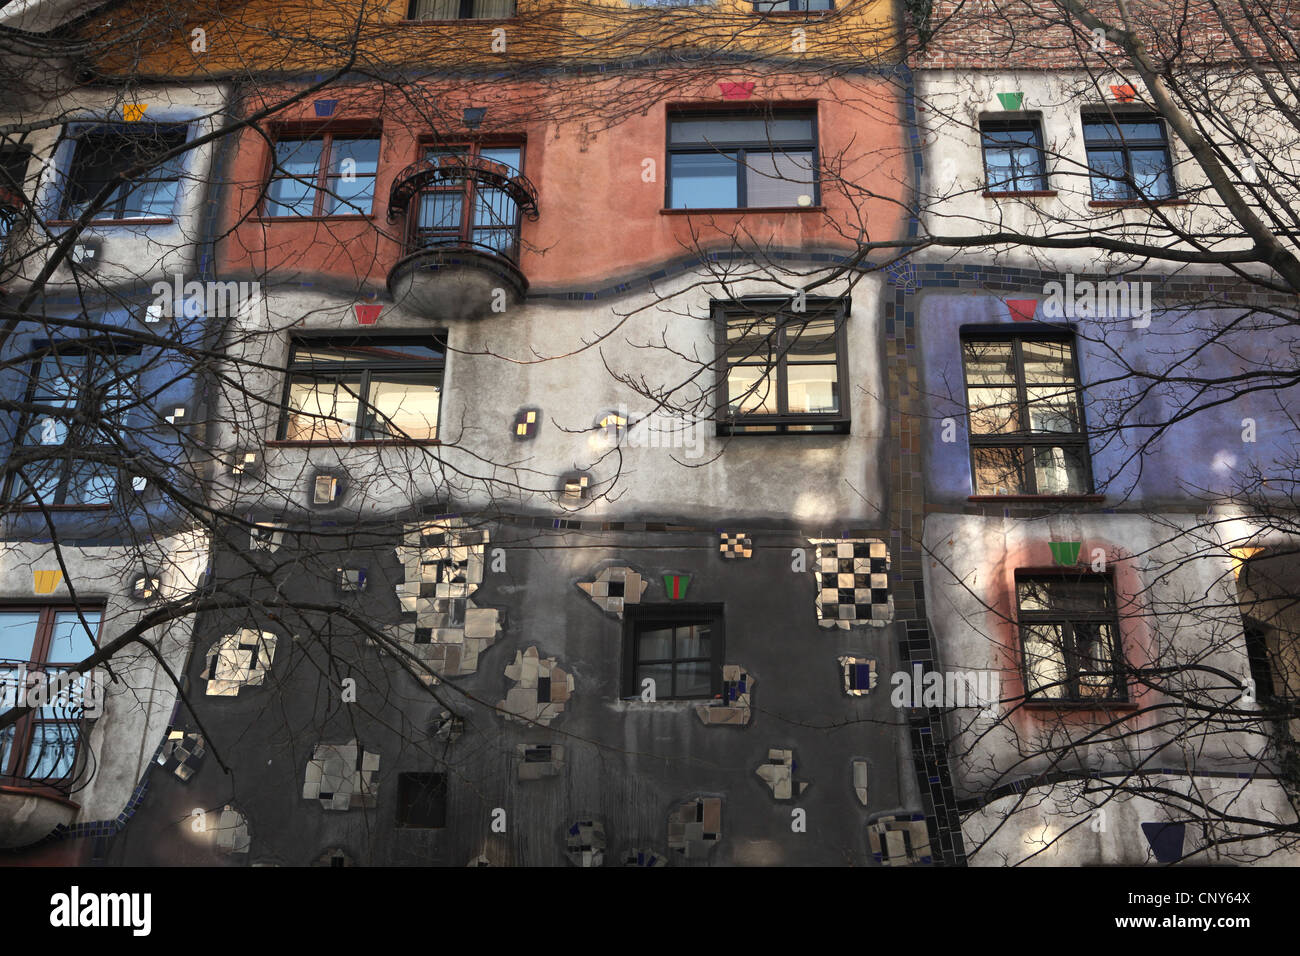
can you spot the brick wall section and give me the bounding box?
[909,0,1300,70]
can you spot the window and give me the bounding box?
[264,131,379,217]
[754,0,832,9]
[962,334,1089,495]
[716,299,848,434]
[395,772,447,827]
[623,605,724,700]
[1082,113,1174,201]
[408,0,514,18]
[6,342,138,506]
[0,606,101,785]
[280,336,445,443]
[1017,574,1123,701]
[667,110,817,209]
[414,143,524,259]
[59,125,188,221]
[980,119,1047,193]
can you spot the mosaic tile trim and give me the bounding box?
[694,664,754,726]
[868,814,933,866]
[623,847,668,867]
[156,731,206,782]
[719,532,753,559]
[839,656,878,696]
[518,743,565,781]
[214,805,250,854]
[201,630,277,696]
[303,740,380,811]
[385,516,501,682]
[565,818,606,867]
[577,565,647,619]
[499,646,574,726]
[853,760,870,806]
[755,748,809,801]
[667,797,722,860]
[810,539,892,628]
[314,846,354,867]
[431,708,464,743]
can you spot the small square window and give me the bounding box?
[396,772,447,827]
[1082,113,1175,201]
[716,298,849,434]
[623,605,724,700]
[1016,573,1124,701]
[980,119,1047,193]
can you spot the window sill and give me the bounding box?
[47,218,174,227]
[253,214,376,223]
[397,16,521,24]
[968,494,1104,503]
[266,439,441,448]
[1088,199,1188,208]
[0,781,80,810]
[751,9,834,17]
[1022,699,1136,712]
[661,206,824,215]
[982,190,1057,198]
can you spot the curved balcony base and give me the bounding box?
[0,785,78,849]
[388,247,527,322]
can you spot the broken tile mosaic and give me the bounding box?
[302,740,379,811]
[667,797,722,859]
[694,664,754,726]
[623,847,667,867]
[809,538,893,629]
[156,731,206,782]
[853,760,869,806]
[577,565,647,618]
[755,748,809,800]
[498,646,574,726]
[868,814,932,866]
[839,656,878,696]
[201,630,277,697]
[214,805,250,854]
[566,818,606,866]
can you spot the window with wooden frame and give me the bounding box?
[622,604,725,700]
[1016,573,1124,701]
[0,606,101,787]
[279,335,446,443]
[753,0,832,10]
[58,124,188,222]
[961,332,1090,495]
[5,341,139,507]
[263,128,380,218]
[667,109,818,209]
[716,298,849,434]
[1082,112,1175,201]
[413,141,524,260]
[980,118,1048,193]
[408,0,515,18]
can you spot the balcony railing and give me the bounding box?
[0,662,96,796]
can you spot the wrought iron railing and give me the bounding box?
[0,661,96,795]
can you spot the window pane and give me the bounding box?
[48,611,100,663]
[286,378,361,441]
[325,138,379,214]
[1130,148,1173,199]
[1021,340,1074,382]
[1075,622,1117,697]
[963,341,1016,384]
[267,140,323,216]
[967,386,1021,434]
[1087,148,1130,200]
[473,186,516,229]
[670,115,813,145]
[786,317,838,360]
[726,315,777,362]
[0,724,11,771]
[972,445,1025,495]
[120,177,179,218]
[787,363,839,415]
[0,611,39,661]
[62,127,186,219]
[1017,577,1113,613]
[638,627,674,661]
[479,147,522,173]
[364,374,441,440]
[743,150,815,207]
[637,662,672,697]
[728,364,776,415]
[676,624,711,659]
[417,191,463,237]
[669,153,738,208]
[64,460,117,506]
[411,0,461,17]
[1031,444,1088,495]
[1025,385,1079,432]
[24,722,78,779]
[674,661,712,698]
[1022,624,1067,698]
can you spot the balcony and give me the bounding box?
[386,153,539,321]
[0,184,26,285]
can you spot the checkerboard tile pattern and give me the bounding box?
[156,731,206,782]
[810,539,893,628]
[577,565,647,618]
[719,532,753,559]
[201,630,277,696]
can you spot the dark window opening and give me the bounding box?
[59,125,188,221]
[1082,113,1174,201]
[408,0,515,19]
[279,335,445,443]
[396,772,447,827]
[962,333,1091,495]
[667,109,817,209]
[716,298,849,434]
[1017,573,1124,701]
[980,118,1047,192]
[623,604,725,700]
